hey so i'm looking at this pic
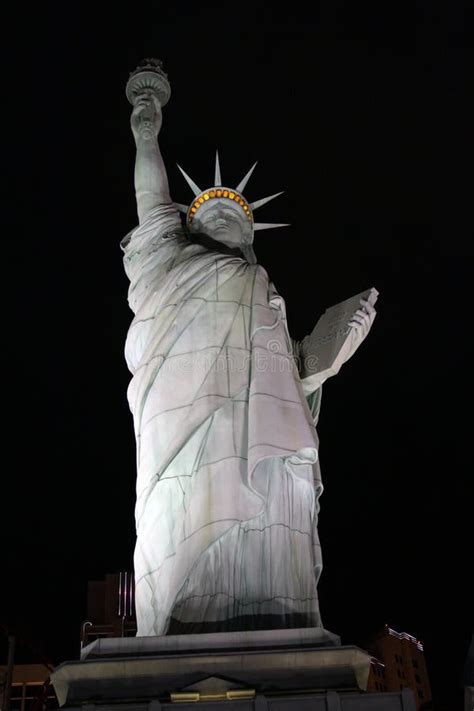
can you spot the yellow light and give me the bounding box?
[229,192,235,199]
[191,207,197,213]
[223,190,229,197]
[199,197,204,203]
[243,205,249,211]
[204,193,210,200]
[210,191,216,198]
[239,199,244,206]
[194,202,200,209]
[217,190,222,197]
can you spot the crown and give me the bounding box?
[175,152,289,232]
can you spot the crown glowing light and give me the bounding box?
[175,152,289,232]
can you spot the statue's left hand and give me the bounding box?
[344,298,377,361]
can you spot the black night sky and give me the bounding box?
[2,4,473,710]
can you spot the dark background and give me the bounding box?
[2,3,473,710]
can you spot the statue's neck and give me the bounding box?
[188,231,246,260]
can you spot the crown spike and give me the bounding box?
[177,164,202,197]
[214,151,222,187]
[250,191,284,211]
[235,161,258,193]
[254,223,290,231]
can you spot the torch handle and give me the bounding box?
[134,93,158,140]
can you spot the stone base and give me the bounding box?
[80,626,341,660]
[51,628,416,710]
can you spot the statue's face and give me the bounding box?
[190,199,252,249]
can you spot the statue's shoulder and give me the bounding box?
[122,204,185,252]
[255,261,270,283]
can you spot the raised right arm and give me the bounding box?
[131,92,174,224]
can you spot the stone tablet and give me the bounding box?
[300,287,379,381]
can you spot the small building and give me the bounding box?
[0,663,57,711]
[365,625,432,709]
[81,572,136,648]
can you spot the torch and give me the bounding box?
[126,58,171,139]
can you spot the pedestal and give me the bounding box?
[51,628,416,710]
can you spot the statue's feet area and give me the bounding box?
[165,458,322,635]
[167,611,321,635]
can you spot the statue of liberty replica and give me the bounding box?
[122,59,377,638]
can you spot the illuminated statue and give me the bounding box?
[122,60,377,636]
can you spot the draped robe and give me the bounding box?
[122,204,324,635]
